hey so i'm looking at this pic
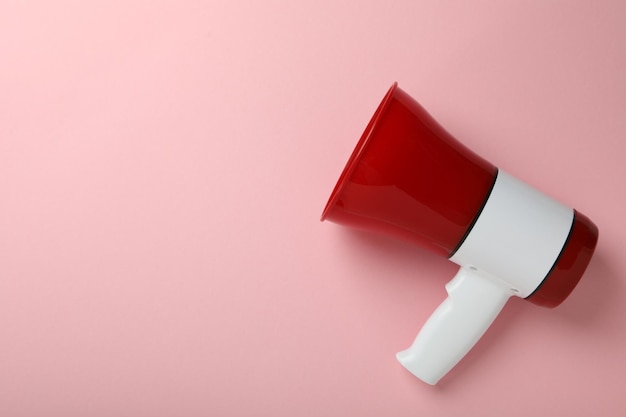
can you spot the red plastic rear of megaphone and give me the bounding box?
[322,83,598,384]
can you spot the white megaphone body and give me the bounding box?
[321,83,598,385]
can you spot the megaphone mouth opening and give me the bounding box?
[321,82,399,221]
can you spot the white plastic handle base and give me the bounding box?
[396,266,513,385]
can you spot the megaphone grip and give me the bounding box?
[396,267,512,384]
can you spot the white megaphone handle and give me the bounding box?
[396,266,512,385]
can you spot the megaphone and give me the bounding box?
[321,83,598,385]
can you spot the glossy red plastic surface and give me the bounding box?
[527,210,599,308]
[322,83,497,257]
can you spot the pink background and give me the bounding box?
[2,1,625,415]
